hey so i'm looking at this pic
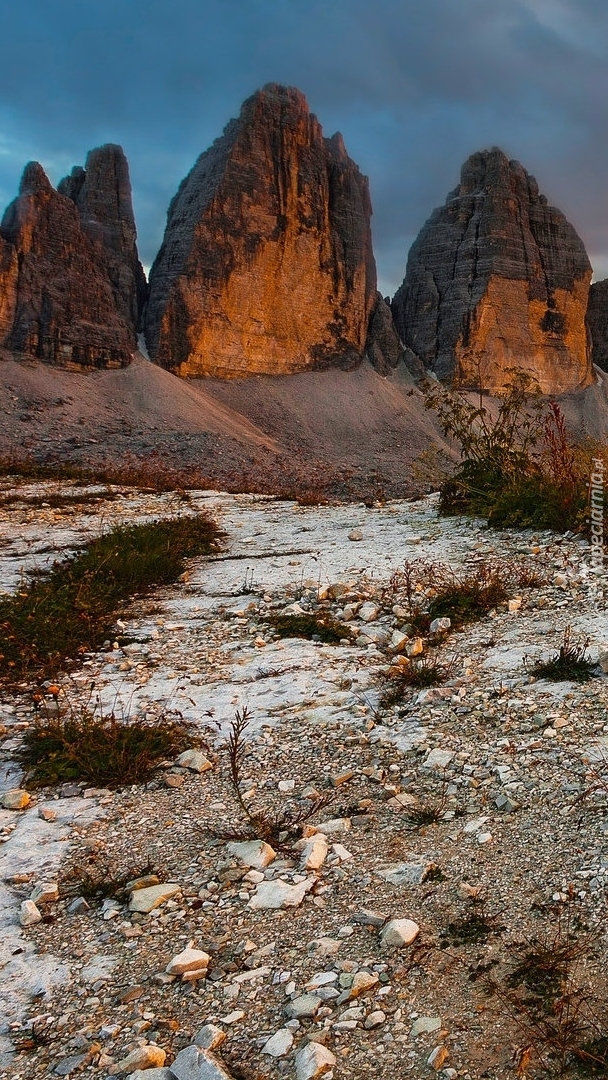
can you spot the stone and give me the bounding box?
[377,863,432,886]
[129,882,181,912]
[248,878,313,910]
[405,637,424,658]
[227,839,276,869]
[380,918,420,947]
[145,84,378,377]
[171,1045,235,1080]
[286,994,321,1019]
[358,602,380,622]
[342,970,379,1000]
[299,833,328,871]
[261,1028,294,1057]
[295,1040,336,1080]
[423,748,454,770]
[411,1016,441,1037]
[305,817,351,836]
[38,806,58,822]
[176,749,213,773]
[67,896,91,915]
[0,161,134,367]
[365,293,407,373]
[1,789,30,810]
[127,1071,175,1080]
[193,1025,227,1050]
[364,1010,386,1028]
[392,147,593,393]
[19,900,42,926]
[30,882,59,904]
[389,630,409,653]
[587,278,608,371]
[54,1053,89,1075]
[116,1045,167,1073]
[429,617,451,634]
[427,1045,450,1071]
[166,947,210,980]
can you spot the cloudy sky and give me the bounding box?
[1,0,607,294]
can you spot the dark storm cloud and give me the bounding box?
[1,0,607,290]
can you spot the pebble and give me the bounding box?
[116,1044,167,1072]
[299,833,328,870]
[411,1016,441,1037]
[171,1045,235,1079]
[380,918,420,948]
[261,1028,295,1056]
[30,881,59,904]
[176,749,212,772]
[193,1024,227,1050]
[227,839,276,868]
[19,899,42,926]
[128,882,181,912]
[166,946,210,980]
[248,878,313,910]
[2,789,31,810]
[295,1040,337,1080]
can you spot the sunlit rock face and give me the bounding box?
[145,84,378,377]
[391,148,593,394]
[58,144,147,336]
[587,278,608,373]
[0,161,134,368]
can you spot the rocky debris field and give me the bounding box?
[0,479,607,1080]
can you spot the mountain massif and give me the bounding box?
[0,84,607,403]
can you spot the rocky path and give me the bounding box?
[1,480,607,1079]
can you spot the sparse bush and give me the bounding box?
[264,612,354,645]
[19,700,189,787]
[425,372,591,533]
[213,708,333,847]
[526,627,597,683]
[0,513,222,680]
[380,655,455,706]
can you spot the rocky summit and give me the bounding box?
[144,84,379,378]
[391,148,594,393]
[587,277,608,372]
[0,153,140,370]
[58,144,147,338]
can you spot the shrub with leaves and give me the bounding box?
[0,513,222,680]
[425,371,591,532]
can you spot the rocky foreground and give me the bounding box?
[1,480,607,1080]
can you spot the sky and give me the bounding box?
[1,0,607,295]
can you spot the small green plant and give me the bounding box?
[427,561,508,625]
[425,372,590,533]
[526,627,596,683]
[380,655,454,706]
[0,513,222,680]
[216,708,333,847]
[19,698,189,787]
[264,612,354,645]
[61,853,158,903]
[486,892,608,1077]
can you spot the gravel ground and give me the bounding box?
[1,480,607,1080]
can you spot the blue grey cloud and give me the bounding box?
[1,0,607,291]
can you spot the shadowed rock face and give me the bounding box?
[145,84,378,377]
[587,279,608,372]
[0,162,134,368]
[391,148,593,394]
[58,145,147,335]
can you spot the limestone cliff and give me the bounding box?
[0,162,133,368]
[587,279,608,372]
[59,144,147,335]
[391,148,593,394]
[145,84,378,377]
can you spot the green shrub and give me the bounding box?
[20,706,189,787]
[0,514,222,680]
[264,612,354,645]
